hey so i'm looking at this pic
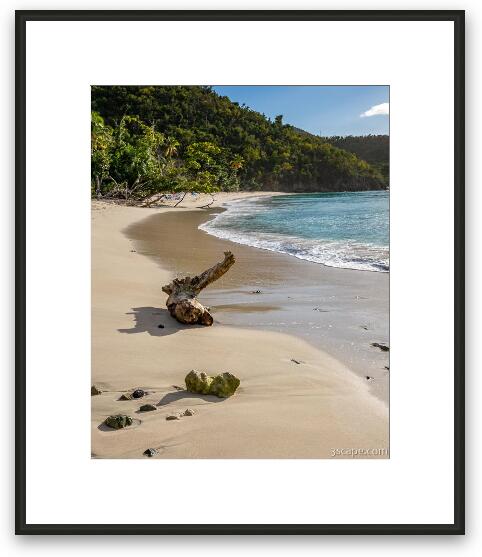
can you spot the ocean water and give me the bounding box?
[199,192,389,272]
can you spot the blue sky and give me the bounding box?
[212,86,389,136]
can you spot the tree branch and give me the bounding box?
[173,191,188,207]
[190,251,235,293]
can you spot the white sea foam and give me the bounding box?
[199,197,389,273]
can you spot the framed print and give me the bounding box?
[15,10,464,534]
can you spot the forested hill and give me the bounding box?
[321,135,389,183]
[91,86,387,200]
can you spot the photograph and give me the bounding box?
[91,85,390,459]
[15,8,464,535]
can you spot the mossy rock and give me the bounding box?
[139,404,157,412]
[166,414,180,421]
[185,370,240,398]
[209,372,241,398]
[185,370,213,395]
[104,414,133,429]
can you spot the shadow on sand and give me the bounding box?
[118,307,204,337]
[157,390,225,407]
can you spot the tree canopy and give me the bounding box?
[320,134,389,183]
[91,85,388,200]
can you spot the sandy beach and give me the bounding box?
[92,193,389,458]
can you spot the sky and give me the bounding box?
[212,86,389,137]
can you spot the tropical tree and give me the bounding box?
[91,112,113,198]
[105,115,167,202]
[229,154,244,171]
[170,141,223,206]
[164,136,180,159]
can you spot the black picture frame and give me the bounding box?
[15,9,465,535]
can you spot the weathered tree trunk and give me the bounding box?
[95,176,102,199]
[173,191,188,207]
[162,251,235,325]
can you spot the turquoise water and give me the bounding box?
[199,192,389,272]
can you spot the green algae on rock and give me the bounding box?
[166,414,180,421]
[139,404,157,412]
[185,370,213,395]
[104,415,133,429]
[185,370,240,398]
[209,372,241,398]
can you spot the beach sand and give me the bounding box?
[125,200,390,403]
[92,193,389,459]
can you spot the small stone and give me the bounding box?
[119,393,133,401]
[104,415,133,429]
[139,404,157,412]
[143,448,158,457]
[91,385,102,396]
[183,408,195,416]
[166,414,180,420]
[132,389,145,399]
[158,324,165,328]
[371,342,389,352]
[366,376,374,381]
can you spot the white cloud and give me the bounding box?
[360,102,389,118]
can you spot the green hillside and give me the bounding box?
[321,135,389,183]
[91,86,387,201]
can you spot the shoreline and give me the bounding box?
[124,197,389,404]
[199,192,389,274]
[92,195,389,458]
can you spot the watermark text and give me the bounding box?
[330,447,389,458]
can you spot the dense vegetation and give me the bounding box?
[321,135,389,183]
[91,86,388,201]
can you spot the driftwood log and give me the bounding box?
[162,251,235,325]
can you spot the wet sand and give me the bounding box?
[124,209,390,403]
